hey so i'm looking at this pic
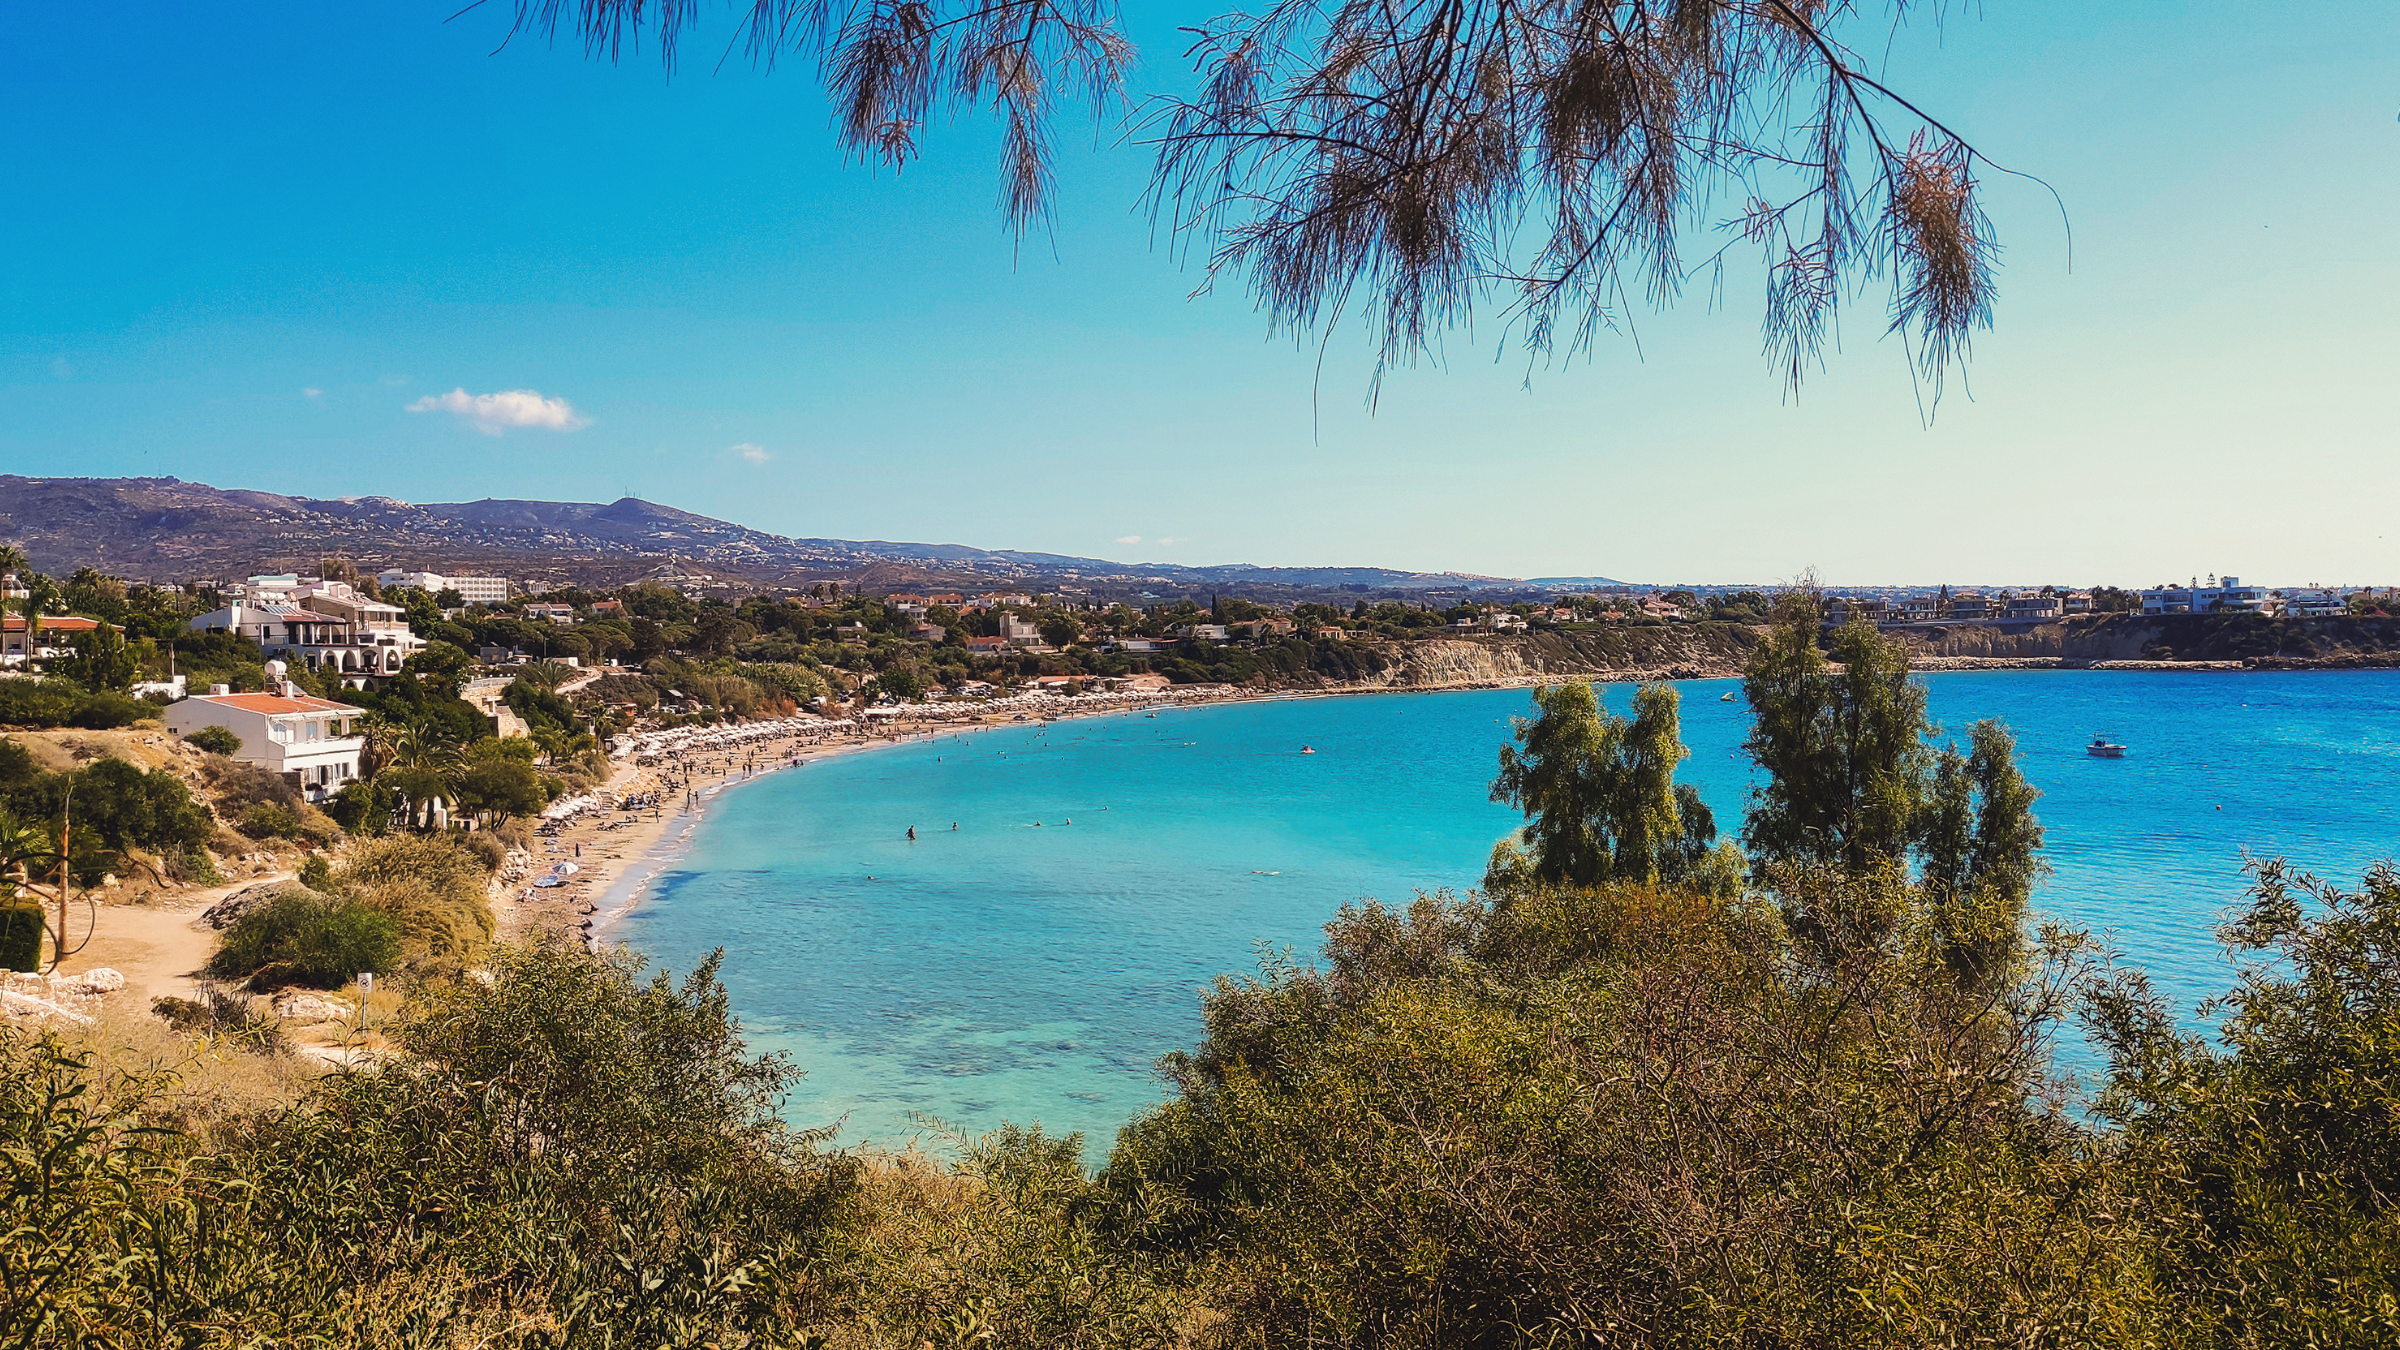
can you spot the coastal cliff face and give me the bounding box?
[1348,625,1765,690]
[1897,613,2400,666]
[1271,611,2400,698]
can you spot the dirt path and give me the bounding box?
[55,874,293,1006]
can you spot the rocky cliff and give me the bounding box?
[1895,614,2400,666]
[1338,626,1765,691]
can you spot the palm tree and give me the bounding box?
[385,721,463,830]
[0,545,25,662]
[19,573,61,655]
[355,710,405,781]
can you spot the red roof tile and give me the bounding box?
[193,692,363,716]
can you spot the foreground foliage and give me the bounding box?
[9,857,2396,1348]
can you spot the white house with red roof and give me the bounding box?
[164,678,366,801]
[1,614,109,664]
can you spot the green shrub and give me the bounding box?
[203,885,398,989]
[450,829,507,872]
[70,757,215,855]
[0,937,860,1347]
[0,678,155,730]
[204,757,300,814]
[237,803,299,840]
[335,833,497,972]
[324,779,394,834]
[183,725,241,755]
[0,905,41,972]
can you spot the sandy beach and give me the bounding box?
[500,686,1215,944]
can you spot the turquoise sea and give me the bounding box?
[617,670,2400,1155]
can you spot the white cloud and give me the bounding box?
[302,387,322,400]
[406,387,587,435]
[732,443,771,464]
[1115,535,1142,545]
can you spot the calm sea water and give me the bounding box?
[618,671,2400,1154]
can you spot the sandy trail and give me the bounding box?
[54,874,293,1006]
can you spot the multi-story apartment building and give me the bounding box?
[376,570,512,606]
[2140,576,2269,616]
[188,576,422,683]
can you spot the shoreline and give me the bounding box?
[532,655,2383,941]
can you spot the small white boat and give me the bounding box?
[2087,736,2127,759]
[1719,691,1737,702]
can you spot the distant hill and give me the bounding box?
[0,475,1620,601]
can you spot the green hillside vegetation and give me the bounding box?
[4,600,2393,1346]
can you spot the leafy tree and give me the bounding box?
[1741,594,2044,979]
[50,622,138,693]
[454,740,548,826]
[1742,602,1929,875]
[2085,858,2400,1347]
[1486,681,1737,895]
[398,639,472,693]
[1037,612,1082,648]
[65,758,213,856]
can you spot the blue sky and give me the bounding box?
[3,3,2394,585]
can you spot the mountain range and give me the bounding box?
[0,476,1623,601]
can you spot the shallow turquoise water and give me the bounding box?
[619,670,2400,1154]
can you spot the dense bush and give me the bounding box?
[2085,858,2400,1347]
[332,833,499,973]
[0,678,155,729]
[3,937,861,1348]
[183,725,241,755]
[203,884,399,988]
[1099,882,2128,1347]
[203,756,301,814]
[0,741,215,858]
[237,803,299,840]
[70,757,216,857]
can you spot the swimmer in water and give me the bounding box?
[907,826,916,840]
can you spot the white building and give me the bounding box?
[1002,616,1046,646]
[376,570,512,606]
[2276,587,2347,617]
[187,578,423,684]
[2141,576,2270,616]
[1,614,108,664]
[165,681,366,803]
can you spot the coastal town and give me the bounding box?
[6,540,2396,978]
[10,0,2397,1335]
